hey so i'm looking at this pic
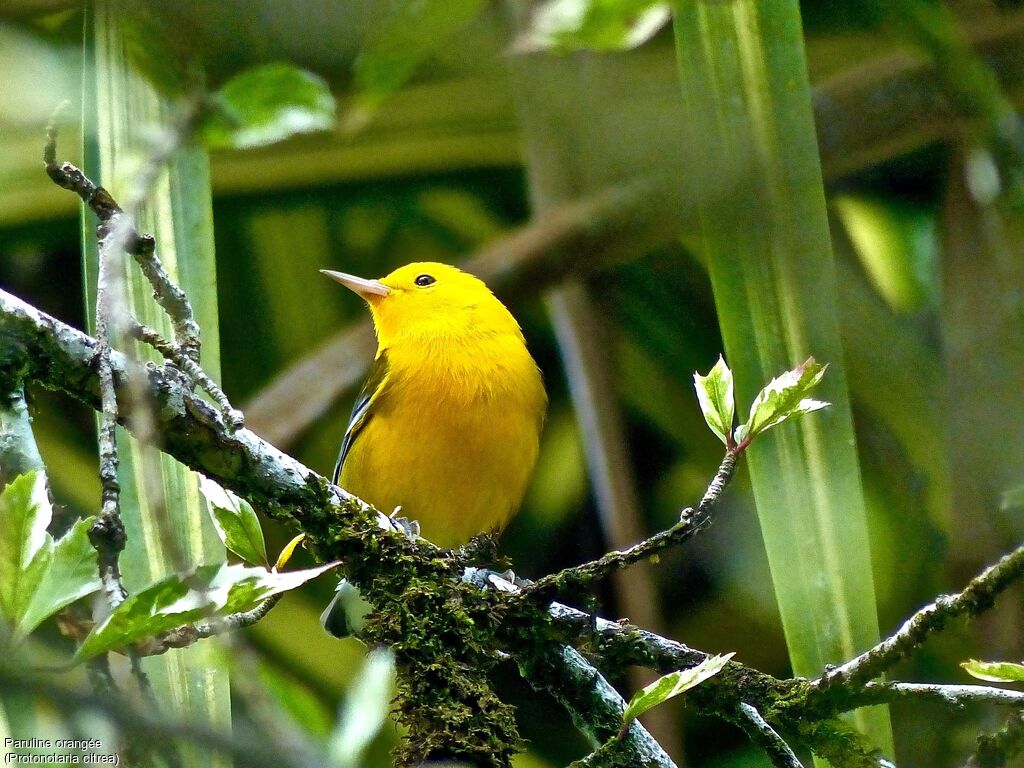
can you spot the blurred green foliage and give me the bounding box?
[1,0,1023,765]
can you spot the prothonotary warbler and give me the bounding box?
[321,262,547,548]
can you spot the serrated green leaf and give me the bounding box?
[200,476,268,566]
[0,472,100,643]
[693,355,735,445]
[518,0,670,53]
[328,648,396,768]
[621,652,733,727]
[352,0,485,112]
[744,358,829,440]
[962,659,1024,683]
[18,518,100,640]
[76,561,337,660]
[200,63,335,150]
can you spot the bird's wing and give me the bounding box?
[333,351,390,484]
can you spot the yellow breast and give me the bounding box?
[339,333,545,548]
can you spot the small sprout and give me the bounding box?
[961,659,1024,683]
[619,652,734,738]
[694,355,735,448]
[275,533,306,572]
[739,358,829,446]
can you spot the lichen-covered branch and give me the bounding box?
[127,319,243,429]
[850,682,1024,708]
[44,121,201,360]
[736,703,804,768]
[518,645,677,768]
[0,384,46,488]
[814,543,1024,692]
[89,207,128,610]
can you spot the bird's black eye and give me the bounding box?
[414,274,435,287]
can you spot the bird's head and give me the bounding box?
[321,262,521,346]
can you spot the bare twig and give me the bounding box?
[814,543,1024,692]
[736,703,804,768]
[0,385,47,489]
[89,210,128,610]
[44,117,201,361]
[517,451,738,603]
[128,319,243,429]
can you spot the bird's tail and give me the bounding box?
[321,579,371,638]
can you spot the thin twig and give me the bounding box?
[89,213,128,610]
[850,681,1024,708]
[736,703,804,768]
[133,594,284,657]
[128,319,243,429]
[517,451,738,603]
[45,113,201,361]
[814,543,1024,692]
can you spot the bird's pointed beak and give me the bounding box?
[320,270,390,300]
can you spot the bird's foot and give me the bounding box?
[387,507,420,541]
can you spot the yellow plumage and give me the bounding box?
[323,262,546,548]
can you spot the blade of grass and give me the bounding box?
[672,0,893,757]
[81,2,229,764]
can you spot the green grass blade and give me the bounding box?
[671,0,893,757]
[81,2,229,763]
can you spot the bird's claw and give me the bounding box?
[387,507,420,541]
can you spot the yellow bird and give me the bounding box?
[321,262,547,548]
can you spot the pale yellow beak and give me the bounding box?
[320,269,390,300]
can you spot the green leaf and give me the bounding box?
[18,518,100,640]
[621,653,733,729]
[743,358,830,441]
[76,561,336,660]
[201,63,336,150]
[962,659,1024,683]
[200,476,269,567]
[328,648,396,768]
[0,472,100,643]
[518,0,670,53]
[352,0,486,113]
[693,355,735,445]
